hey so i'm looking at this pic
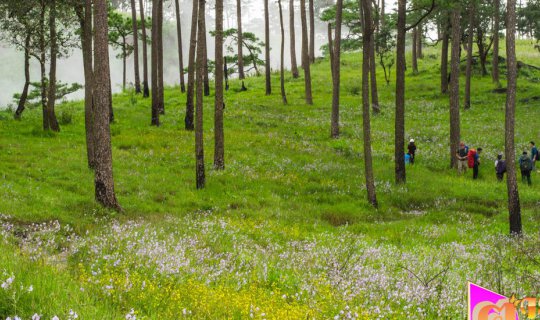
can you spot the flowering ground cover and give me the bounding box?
[0,42,539,319]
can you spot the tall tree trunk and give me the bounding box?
[416,24,423,58]
[380,0,384,26]
[47,0,60,132]
[395,0,406,184]
[40,0,49,130]
[289,0,299,78]
[476,26,488,76]
[174,0,186,92]
[492,0,500,86]
[309,0,315,64]
[201,9,210,97]
[331,0,342,138]
[449,7,461,169]
[264,0,271,95]
[185,0,198,130]
[412,29,418,74]
[139,0,150,97]
[81,0,95,169]
[236,0,245,79]
[369,17,379,114]
[157,0,164,114]
[278,0,287,104]
[362,0,378,207]
[214,0,225,170]
[15,34,31,120]
[195,0,206,189]
[93,0,121,210]
[122,38,127,90]
[505,0,521,235]
[130,0,141,93]
[151,0,160,125]
[441,15,449,94]
[300,0,313,104]
[464,3,475,110]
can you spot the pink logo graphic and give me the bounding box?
[468,282,540,320]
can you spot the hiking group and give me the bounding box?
[456,141,538,184]
[403,139,537,185]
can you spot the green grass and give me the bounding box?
[0,41,539,319]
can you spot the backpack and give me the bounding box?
[467,149,477,168]
[520,156,532,171]
[496,160,506,174]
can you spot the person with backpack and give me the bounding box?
[456,142,469,174]
[530,141,538,171]
[407,139,417,164]
[519,151,532,185]
[495,153,506,181]
[468,147,482,179]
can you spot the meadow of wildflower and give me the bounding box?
[0,41,539,319]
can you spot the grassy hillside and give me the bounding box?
[0,42,539,319]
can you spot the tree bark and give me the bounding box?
[139,0,150,97]
[47,0,60,132]
[309,0,315,64]
[39,0,49,130]
[93,0,121,210]
[362,0,378,207]
[476,26,489,76]
[196,0,206,189]
[278,0,287,104]
[174,0,186,92]
[492,0,500,86]
[505,0,521,235]
[264,0,271,95]
[394,0,406,184]
[412,29,418,74]
[185,0,198,130]
[369,14,379,114]
[81,0,95,169]
[201,8,210,97]
[449,7,461,169]
[130,0,141,93]
[157,0,164,114]
[464,3,475,110]
[300,0,312,104]
[440,15,449,94]
[289,0,299,78]
[151,0,160,125]
[331,0,342,138]
[122,38,127,90]
[214,0,225,170]
[236,0,245,79]
[416,24,423,58]
[15,34,31,120]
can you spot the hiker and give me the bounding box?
[456,142,469,174]
[519,151,532,185]
[531,141,538,171]
[495,153,506,181]
[405,152,411,165]
[408,139,417,164]
[468,147,482,179]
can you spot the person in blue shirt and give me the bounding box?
[530,141,538,171]
[405,152,411,165]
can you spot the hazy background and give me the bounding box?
[0,0,339,108]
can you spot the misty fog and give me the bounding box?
[0,0,336,109]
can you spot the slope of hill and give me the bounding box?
[0,42,539,319]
